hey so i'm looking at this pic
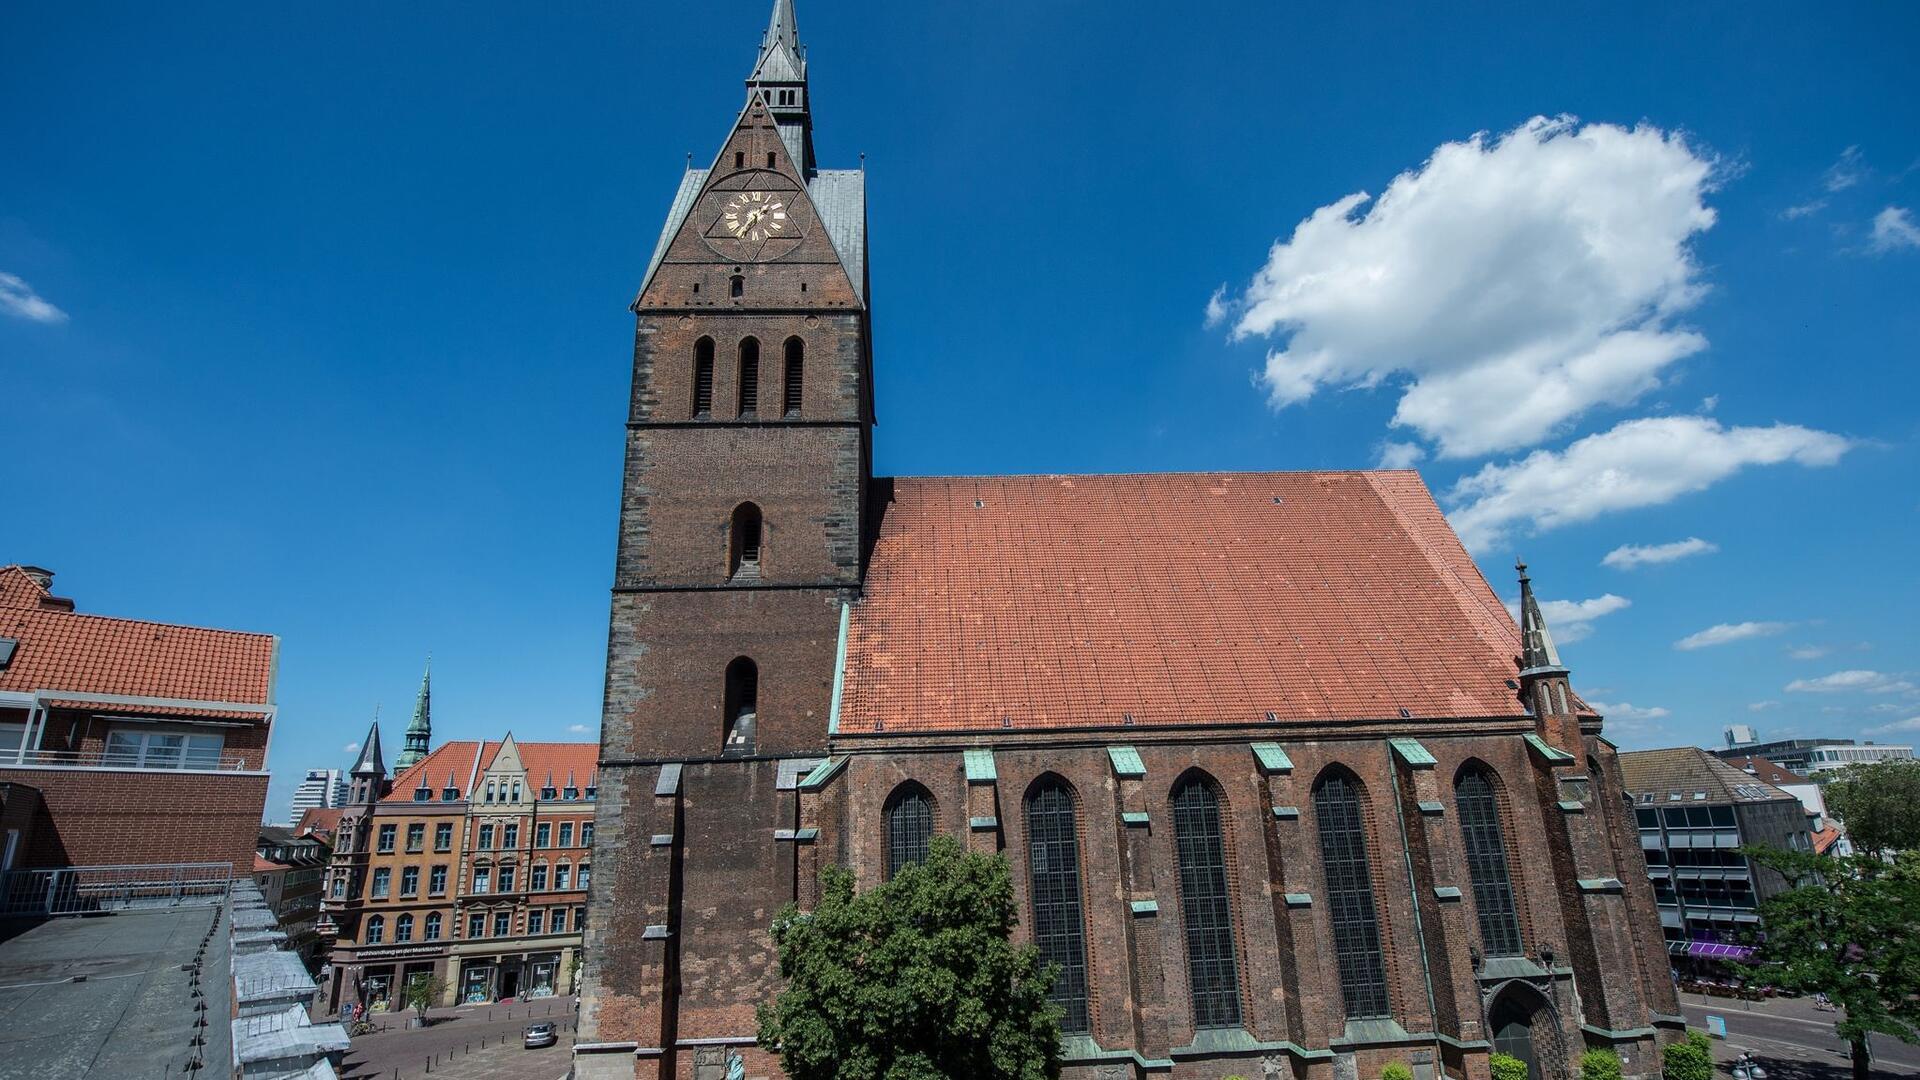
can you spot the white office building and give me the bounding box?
[288,768,348,814]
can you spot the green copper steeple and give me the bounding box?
[396,658,431,770]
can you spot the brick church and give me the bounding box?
[576,4,1682,1079]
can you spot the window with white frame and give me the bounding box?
[102,726,225,769]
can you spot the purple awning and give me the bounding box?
[1687,941,1755,960]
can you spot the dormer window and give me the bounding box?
[443,786,459,801]
[586,785,597,801]
[414,786,431,802]
[541,785,557,800]
[564,786,579,800]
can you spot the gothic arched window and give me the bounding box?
[1171,773,1241,1030]
[729,503,763,578]
[723,657,757,756]
[782,337,804,416]
[692,337,715,417]
[1314,769,1390,1019]
[424,912,442,941]
[364,914,385,944]
[1025,777,1090,1033]
[1456,765,1525,958]
[885,783,934,879]
[395,913,414,943]
[738,337,761,417]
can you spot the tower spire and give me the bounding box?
[397,656,432,770]
[1515,559,1565,674]
[747,0,814,173]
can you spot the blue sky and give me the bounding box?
[4,2,1916,821]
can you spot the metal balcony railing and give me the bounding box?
[0,862,233,917]
[0,746,252,772]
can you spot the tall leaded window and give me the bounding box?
[1171,775,1241,1030]
[1456,767,1525,958]
[1314,770,1391,1019]
[693,337,715,417]
[885,784,933,879]
[1025,778,1090,1033]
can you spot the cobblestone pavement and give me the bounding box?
[337,998,577,1080]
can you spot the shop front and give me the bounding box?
[334,943,451,1013]
[452,948,570,1003]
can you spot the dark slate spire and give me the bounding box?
[747,0,814,173]
[396,658,431,770]
[350,717,386,778]
[1516,560,1566,675]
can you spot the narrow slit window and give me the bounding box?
[723,656,757,756]
[729,503,763,577]
[782,337,804,416]
[692,337,715,417]
[1314,770,1391,1019]
[730,274,744,298]
[735,151,744,168]
[766,152,776,168]
[738,337,760,416]
[1171,775,1241,1030]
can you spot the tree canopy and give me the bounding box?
[1740,845,1920,1080]
[1823,759,1920,857]
[757,836,1063,1080]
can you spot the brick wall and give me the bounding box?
[3,766,266,871]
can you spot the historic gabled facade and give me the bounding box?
[576,6,1682,1080]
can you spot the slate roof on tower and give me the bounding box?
[0,564,276,718]
[835,471,1555,735]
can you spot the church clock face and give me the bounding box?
[702,169,810,262]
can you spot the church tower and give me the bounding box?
[580,3,869,1076]
[396,659,431,770]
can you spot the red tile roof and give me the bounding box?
[296,807,342,839]
[0,565,276,717]
[1720,755,1810,786]
[837,472,1533,734]
[1811,823,1844,855]
[381,738,599,804]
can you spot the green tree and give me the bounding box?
[1381,1063,1414,1080]
[1739,846,1920,1080]
[1488,1052,1528,1080]
[1824,759,1920,858]
[402,972,445,1023]
[1579,1048,1622,1080]
[1661,1030,1712,1080]
[757,836,1062,1080]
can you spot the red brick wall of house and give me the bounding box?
[3,766,267,872]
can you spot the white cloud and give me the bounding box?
[567,723,592,734]
[1787,645,1832,661]
[1586,700,1671,722]
[1444,416,1851,551]
[1866,716,1920,736]
[1784,670,1917,695]
[1503,593,1631,645]
[0,272,68,324]
[1869,206,1920,253]
[1700,395,1719,413]
[1824,146,1866,193]
[1747,700,1782,712]
[1601,536,1718,570]
[1782,199,1828,220]
[343,741,361,754]
[1221,115,1718,458]
[1203,284,1230,328]
[1374,440,1426,470]
[1674,621,1790,651]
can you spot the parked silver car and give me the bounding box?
[524,1022,559,1049]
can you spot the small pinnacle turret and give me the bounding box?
[1515,559,1566,675]
[747,0,814,173]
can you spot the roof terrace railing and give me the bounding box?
[0,862,233,917]
[0,746,252,772]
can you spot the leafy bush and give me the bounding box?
[1580,1048,1623,1080]
[1662,1031,1713,1080]
[1382,1063,1415,1080]
[1490,1052,1529,1080]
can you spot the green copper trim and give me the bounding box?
[1577,877,1625,893]
[797,756,846,791]
[1432,886,1463,901]
[1284,892,1313,907]
[1107,746,1146,779]
[963,747,996,784]
[1525,733,1576,764]
[826,601,850,736]
[1129,899,1158,916]
[1120,811,1150,827]
[1417,800,1446,814]
[1250,741,1294,774]
[1558,800,1586,812]
[1389,737,1437,768]
[1271,805,1300,820]
[969,816,999,831]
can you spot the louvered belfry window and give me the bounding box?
[1025,780,1090,1033]
[885,786,933,879]
[1171,776,1242,1030]
[782,337,804,416]
[692,337,715,417]
[738,337,760,416]
[1315,771,1391,1019]
[1456,768,1525,958]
